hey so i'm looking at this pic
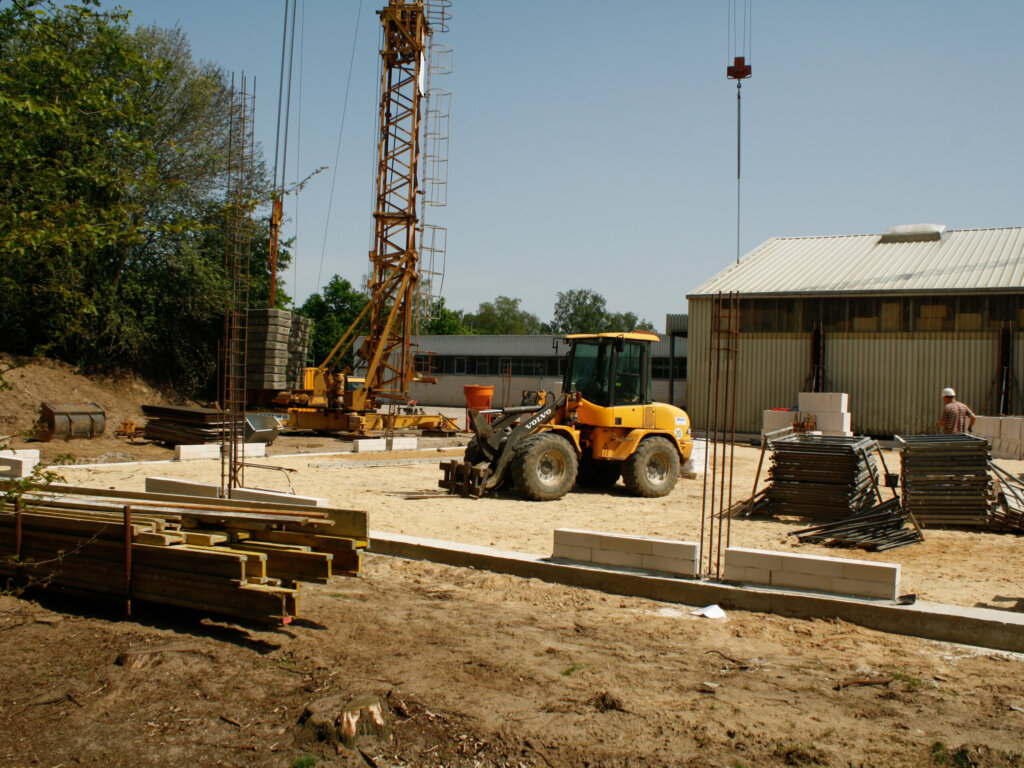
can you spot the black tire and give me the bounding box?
[464,436,486,464]
[622,436,680,498]
[576,457,622,489]
[512,432,578,501]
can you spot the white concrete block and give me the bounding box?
[240,442,266,458]
[725,547,782,571]
[650,540,699,560]
[641,554,698,577]
[813,411,851,433]
[1001,417,1024,441]
[681,439,706,475]
[552,543,593,562]
[841,560,901,584]
[832,577,898,600]
[798,392,849,413]
[228,487,327,507]
[352,438,387,453]
[175,443,220,460]
[0,449,40,462]
[992,438,1017,459]
[762,409,796,434]
[973,416,1001,439]
[591,549,645,568]
[723,564,771,585]
[770,570,833,593]
[598,533,653,555]
[554,529,603,549]
[145,476,221,498]
[0,456,36,478]
[388,437,418,451]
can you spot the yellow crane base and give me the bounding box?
[287,408,457,436]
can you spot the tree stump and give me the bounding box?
[298,694,392,748]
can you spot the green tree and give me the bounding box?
[0,3,282,394]
[298,276,369,366]
[549,289,655,334]
[466,296,543,335]
[421,298,469,335]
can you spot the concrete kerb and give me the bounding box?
[368,530,1024,655]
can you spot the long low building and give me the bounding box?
[687,224,1024,436]
[383,322,688,409]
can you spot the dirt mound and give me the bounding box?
[0,356,180,462]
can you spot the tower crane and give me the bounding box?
[278,0,456,435]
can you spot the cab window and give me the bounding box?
[613,341,643,405]
[566,341,611,405]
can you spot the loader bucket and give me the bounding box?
[33,402,106,442]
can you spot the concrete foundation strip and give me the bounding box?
[368,531,1024,655]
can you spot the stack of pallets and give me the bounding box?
[0,482,368,623]
[896,434,992,527]
[767,434,880,520]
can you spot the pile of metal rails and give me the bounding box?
[141,405,233,445]
[789,497,924,552]
[988,461,1024,533]
[767,435,882,520]
[0,482,367,623]
[896,434,992,527]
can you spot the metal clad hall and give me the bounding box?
[687,225,1024,435]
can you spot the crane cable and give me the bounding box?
[727,0,752,264]
[291,0,306,303]
[317,0,365,292]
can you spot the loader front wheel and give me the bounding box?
[622,436,680,498]
[512,432,578,501]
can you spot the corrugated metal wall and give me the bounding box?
[689,298,1019,435]
[408,377,687,409]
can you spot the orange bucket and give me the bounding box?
[463,384,495,431]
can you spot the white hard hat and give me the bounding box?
[942,387,956,398]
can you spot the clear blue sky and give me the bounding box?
[122,0,1024,329]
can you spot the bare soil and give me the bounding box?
[3,359,1024,766]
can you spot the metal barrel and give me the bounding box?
[34,402,106,442]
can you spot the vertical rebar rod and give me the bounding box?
[715,295,731,577]
[708,293,724,576]
[14,497,22,559]
[726,293,741,551]
[123,504,132,618]
[699,295,717,573]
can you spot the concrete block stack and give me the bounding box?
[798,392,852,437]
[724,546,900,600]
[975,416,1024,459]
[552,528,699,578]
[0,449,40,479]
[246,309,311,391]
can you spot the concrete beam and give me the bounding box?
[368,531,1024,655]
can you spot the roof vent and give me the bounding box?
[879,223,947,243]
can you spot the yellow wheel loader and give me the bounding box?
[439,331,693,500]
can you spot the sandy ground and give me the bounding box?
[55,437,1024,612]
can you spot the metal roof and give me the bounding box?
[398,334,685,357]
[688,227,1024,298]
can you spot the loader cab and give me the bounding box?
[563,332,657,407]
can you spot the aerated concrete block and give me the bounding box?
[723,564,771,585]
[552,543,593,562]
[175,444,221,461]
[770,570,833,592]
[814,411,852,433]
[973,416,1000,439]
[598,533,653,555]
[725,547,782,571]
[1001,417,1024,441]
[832,577,898,600]
[640,554,698,577]
[553,529,603,549]
[145,476,221,498]
[388,437,418,451]
[592,549,645,568]
[762,409,796,434]
[240,442,266,458]
[352,438,387,453]
[650,540,699,560]
[0,455,36,478]
[798,392,849,413]
[0,449,41,463]
[228,487,327,507]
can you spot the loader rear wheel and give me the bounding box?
[622,436,679,498]
[576,457,622,489]
[512,432,578,501]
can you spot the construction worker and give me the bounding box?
[937,387,976,434]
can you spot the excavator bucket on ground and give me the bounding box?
[33,402,106,442]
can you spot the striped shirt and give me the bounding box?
[940,400,975,434]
